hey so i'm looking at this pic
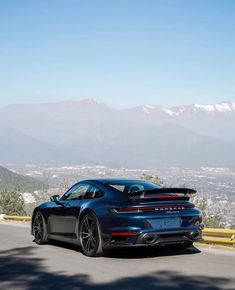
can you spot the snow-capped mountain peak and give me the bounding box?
[141,105,159,114]
[194,102,235,112]
[194,103,216,112]
[163,101,235,116]
[139,101,235,116]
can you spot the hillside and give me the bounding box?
[0,166,45,192]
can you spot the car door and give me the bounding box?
[48,183,90,237]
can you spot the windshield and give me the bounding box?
[104,180,161,194]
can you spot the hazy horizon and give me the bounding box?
[1,98,235,110]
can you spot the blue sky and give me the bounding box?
[0,0,235,108]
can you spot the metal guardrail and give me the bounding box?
[3,215,31,222]
[2,216,235,247]
[202,228,235,247]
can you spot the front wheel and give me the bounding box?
[165,241,193,251]
[33,211,48,245]
[79,213,105,257]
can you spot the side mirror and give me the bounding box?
[50,194,60,203]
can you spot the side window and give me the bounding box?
[85,185,104,199]
[64,184,90,200]
[108,184,125,192]
[128,184,144,194]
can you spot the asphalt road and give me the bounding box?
[0,222,235,290]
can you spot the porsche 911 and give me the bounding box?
[31,178,203,256]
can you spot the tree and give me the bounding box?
[230,223,235,229]
[0,189,26,216]
[203,214,222,228]
[192,197,222,228]
[140,173,164,187]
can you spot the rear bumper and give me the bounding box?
[103,228,202,248]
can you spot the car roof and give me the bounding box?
[82,178,146,184]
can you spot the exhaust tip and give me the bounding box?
[190,231,200,240]
[143,233,158,244]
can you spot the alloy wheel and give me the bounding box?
[80,215,99,255]
[33,212,47,244]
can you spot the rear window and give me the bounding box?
[105,180,161,194]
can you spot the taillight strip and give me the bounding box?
[113,204,194,213]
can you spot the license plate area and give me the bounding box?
[148,217,181,229]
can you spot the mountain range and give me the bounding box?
[0,99,235,169]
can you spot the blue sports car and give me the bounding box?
[31,178,204,256]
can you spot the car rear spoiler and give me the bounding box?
[126,187,196,201]
[127,188,196,196]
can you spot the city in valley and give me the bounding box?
[6,164,235,228]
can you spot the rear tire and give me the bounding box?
[33,211,48,245]
[79,213,105,257]
[165,241,193,250]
